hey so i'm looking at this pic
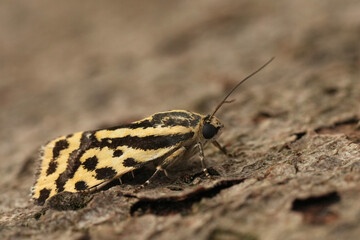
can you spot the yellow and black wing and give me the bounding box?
[32,110,202,205]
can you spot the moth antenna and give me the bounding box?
[209,57,275,120]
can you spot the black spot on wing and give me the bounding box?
[83,156,98,171]
[55,132,92,193]
[95,167,117,180]
[75,181,88,191]
[123,158,141,167]
[103,111,201,130]
[46,161,58,176]
[46,139,69,176]
[113,149,123,157]
[55,149,82,193]
[105,119,153,130]
[121,120,154,129]
[52,139,69,160]
[152,111,201,128]
[66,133,73,138]
[35,188,51,205]
[100,132,194,150]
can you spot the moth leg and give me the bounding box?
[212,140,230,156]
[197,142,210,177]
[131,171,135,178]
[83,179,114,193]
[83,172,129,193]
[142,166,163,187]
[142,147,186,187]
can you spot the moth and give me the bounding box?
[32,58,273,205]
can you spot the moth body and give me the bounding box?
[32,110,223,205]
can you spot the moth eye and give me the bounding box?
[202,123,218,139]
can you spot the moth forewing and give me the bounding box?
[32,110,206,205]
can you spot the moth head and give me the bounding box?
[201,115,223,140]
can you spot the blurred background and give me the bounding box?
[0,0,359,238]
